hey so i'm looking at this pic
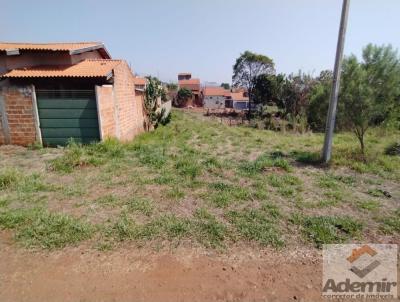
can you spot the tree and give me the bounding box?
[232,51,275,117]
[166,82,178,91]
[253,73,285,105]
[340,56,374,156]
[362,44,400,125]
[220,83,230,90]
[174,88,192,107]
[144,77,167,130]
[307,70,335,131]
[278,72,315,119]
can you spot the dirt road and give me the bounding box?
[0,238,323,302]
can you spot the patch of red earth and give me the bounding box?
[0,239,324,302]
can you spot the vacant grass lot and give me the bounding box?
[0,109,399,250]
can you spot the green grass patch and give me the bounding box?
[132,144,167,169]
[165,186,185,200]
[208,182,252,207]
[357,200,381,211]
[293,215,363,248]
[95,194,120,207]
[267,174,302,197]
[0,168,19,190]
[128,197,154,216]
[0,169,52,193]
[239,152,292,176]
[227,205,283,247]
[112,213,191,242]
[0,208,93,249]
[378,210,400,234]
[193,208,227,248]
[317,174,339,189]
[49,139,125,173]
[291,151,321,165]
[367,188,391,198]
[175,158,201,179]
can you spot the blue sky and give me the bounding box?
[1,0,399,83]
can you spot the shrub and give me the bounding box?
[385,142,400,156]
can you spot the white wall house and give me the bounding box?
[202,87,230,109]
[231,92,249,110]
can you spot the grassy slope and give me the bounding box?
[0,109,399,250]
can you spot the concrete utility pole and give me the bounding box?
[322,0,350,163]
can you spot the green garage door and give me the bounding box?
[36,90,100,146]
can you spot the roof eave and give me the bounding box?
[69,43,112,59]
[5,48,20,56]
[1,75,110,79]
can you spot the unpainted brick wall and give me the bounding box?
[112,61,145,141]
[0,117,5,144]
[1,86,37,146]
[96,85,117,139]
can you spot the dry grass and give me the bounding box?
[0,109,399,250]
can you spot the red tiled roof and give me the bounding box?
[179,79,200,85]
[133,77,147,85]
[0,42,111,59]
[231,92,249,101]
[0,42,102,52]
[1,59,122,78]
[203,87,230,97]
[179,78,200,91]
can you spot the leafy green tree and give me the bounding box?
[232,51,275,117]
[253,73,285,105]
[174,88,192,107]
[362,44,400,125]
[220,83,230,90]
[340,56,374,155]
[278,72,315,119]
[144,77,167,129]
[307,70,334,131]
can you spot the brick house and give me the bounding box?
[0,42,146,146]
[177,73,201,107]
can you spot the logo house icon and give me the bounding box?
[346,245,381,278]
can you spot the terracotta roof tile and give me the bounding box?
[179,78,200,91]
[1,59,122,78]
[133,77,147,85]
[231,92,249,101]
[0,42,102,52]
[179,79,200,85]
[203,87,230,97]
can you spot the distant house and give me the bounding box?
[0,42,146,146]
[177,73,201,106]
[230,91,249,110]
[202,87,230,109]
